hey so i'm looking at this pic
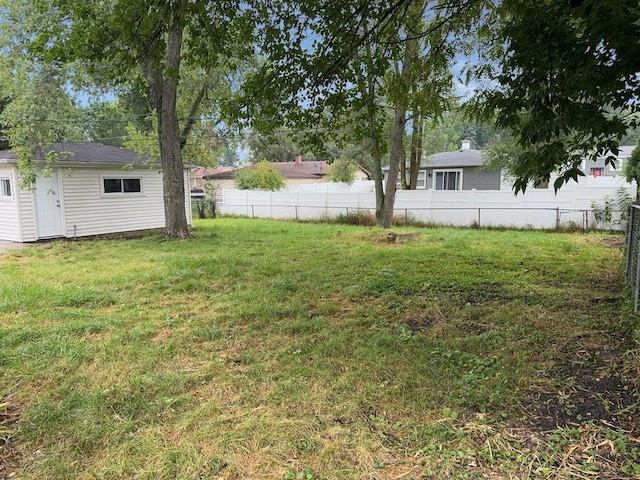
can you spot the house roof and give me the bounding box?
[195,166,234,179]
[0,142,158,166]
[596,145,634,160]
[204,161,329,180]
[270,161,327,178]
[204,166,237,180]
[422,148,484,168]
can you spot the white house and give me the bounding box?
[582,145,635,177]
[0,143,192,242]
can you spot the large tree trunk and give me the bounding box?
[358,40,388,228]
[377,33,416,227]
[380,104,406,227]
[408,113,423,189]
[150,2,190,239]
[370,137,385,226]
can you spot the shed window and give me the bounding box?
[0,177,12,198]
[434,169,462,190]
[102,177,142,194]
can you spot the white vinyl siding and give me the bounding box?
[61,168,165,238]
[0,166,20,241]
[17,172,36,242]
[0,177,12,197]
[1,164,192,241]
[101,176,143,195]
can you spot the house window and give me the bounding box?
[395,170,427,189]
[590,167,604,177]
[0,177,12,198]
[434,169,462,190]
[102,177,142,194]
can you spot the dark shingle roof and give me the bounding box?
[0,143,158,166]
[201,166,237,180]
[205,161,328,180]
[270,161,327,179]
[422,148,484,168]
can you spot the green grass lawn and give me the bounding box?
[1,218,639,479]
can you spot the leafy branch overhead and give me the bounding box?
[473,0,640,193]
[244,0,486,227]
[4,0,256,238]
[1,0,639,235]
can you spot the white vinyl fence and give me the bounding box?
[219,177,635,230]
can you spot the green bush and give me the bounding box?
[234,161,286,191]
[326,158,357,184]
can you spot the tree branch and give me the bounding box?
[180,81,210,149]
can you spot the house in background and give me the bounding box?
[202,166,237,200]
[385,140,503,190]
[190,165,234,199]
[203,154,370,198]
[0,143,191,242]
[420,140,501,190]
[582,145,635,177]
[278,154,370,184]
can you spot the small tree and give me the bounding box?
[326,159,358,184]
[624,139,640,202]
[234,161,286,191]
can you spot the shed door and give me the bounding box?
[35,174,64,238]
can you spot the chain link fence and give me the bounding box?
[626,205,640,312]
[219,203,618,231]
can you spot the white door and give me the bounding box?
[35,174,64,238]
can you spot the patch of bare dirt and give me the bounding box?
[522,344,639,434]
[515,341,640,479]
[0,396,21,480]
[403,305,445,332]
[589,236,625,248]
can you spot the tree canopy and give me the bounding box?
[2,0,639,232]
[1,0,255,237]
[243,0,486,227]
[476,0,640,192]
[326,158,358,184]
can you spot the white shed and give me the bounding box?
[0,143,192,242]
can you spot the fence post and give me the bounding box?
[477,208,481,228]
[584,210,589,231]
[251,205,255,218]
[556,207,560,229]
[295,205,298,222]
[405,209,408,224]
[633,244,640,313]
[626,206,633,275]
